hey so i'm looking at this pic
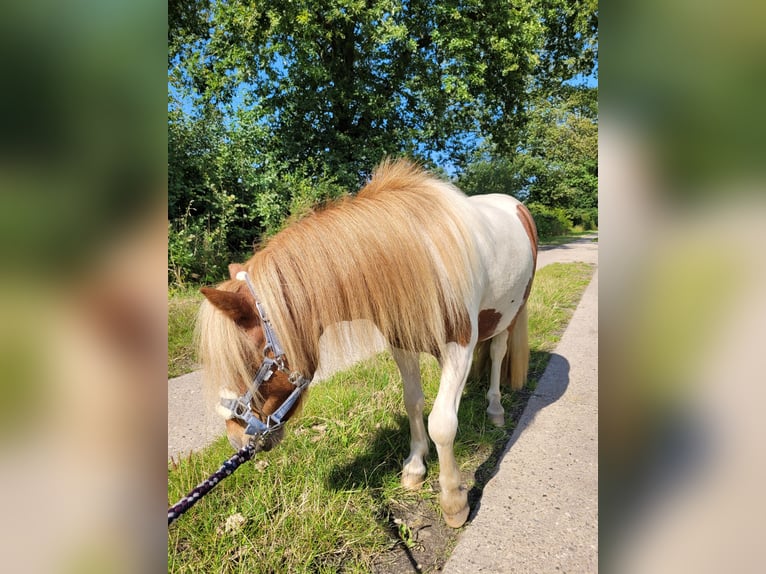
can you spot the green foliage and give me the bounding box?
[255,162,347,237]
[168,189,237,286]
[168,100,348,285]
[522,86,598,212]
[456,155,528,198]
[172,0,593,173]
[564,207,598,230]
[527,203,571,239]
[457,85,598,231]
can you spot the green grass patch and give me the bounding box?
[527,262,595,385]
[168,262,595,572]
[169,287,204,378]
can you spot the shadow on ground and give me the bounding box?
[466,352,570,521]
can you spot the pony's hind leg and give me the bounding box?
[391,348,429,490]
[486,330,509,427]
[429,341,474,528]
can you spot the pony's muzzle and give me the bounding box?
[225,418,286,452]
[254,426,285,452]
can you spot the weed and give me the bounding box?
[168,287,203,378]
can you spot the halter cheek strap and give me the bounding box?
[218,271,309,440]
[236,271,286,363]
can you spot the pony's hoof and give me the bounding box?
[401,472,425,490]
[443,504,470,528]
[488,412,505,427]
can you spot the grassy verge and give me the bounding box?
[526,262,596,386]
[168,286,204,378]
[168,262,594,573]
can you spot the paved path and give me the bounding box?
[168,235,600,572]
[168,369,221,460]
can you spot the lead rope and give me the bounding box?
[168,443,256,526]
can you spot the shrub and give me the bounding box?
[527,203,571,239]
[169,216,231,287]
[169,167,347,287]
[564,207,598,230]
[168,189,238,287]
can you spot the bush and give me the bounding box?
[169,167,347,287]
[169,216,231,287]
[527,203,571,239]
[168,189,238,287]
[564,207,598,230]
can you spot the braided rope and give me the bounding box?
[168,443,256,526]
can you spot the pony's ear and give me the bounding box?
[200,287,259,329]
[228,263,246,280]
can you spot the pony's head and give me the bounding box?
[197,264,305,451]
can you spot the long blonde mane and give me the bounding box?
[199,159,480,393]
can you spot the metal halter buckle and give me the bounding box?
[218,270,310,441]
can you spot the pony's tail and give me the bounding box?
[470,303,529,390]
[508,303,529,390]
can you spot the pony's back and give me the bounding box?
[247,159,479,376]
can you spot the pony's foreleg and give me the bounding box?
[486,329,509,427]
[429,341,474,528]
[391,348,429,490]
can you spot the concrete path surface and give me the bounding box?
[168,369,221,460]
[168,234,599,570]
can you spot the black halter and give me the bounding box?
[219,271,310,441]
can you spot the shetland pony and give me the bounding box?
[197,159,537,527]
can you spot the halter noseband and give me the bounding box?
[218,271,309,444]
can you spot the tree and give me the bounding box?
[456,155,529,198]
[457,86,597,229]
[170,0,597,180]
[523,86,598,215]
[168,0,598,281]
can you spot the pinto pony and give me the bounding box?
[197,160,537,527]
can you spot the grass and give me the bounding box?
[527,262,596,385]
[168,262,594,572]
[168,286,204,378]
